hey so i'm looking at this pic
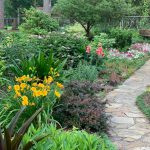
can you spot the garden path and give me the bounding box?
[105,59,150,150]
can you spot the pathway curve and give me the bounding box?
[105,60,150,150]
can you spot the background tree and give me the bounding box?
[0,0,4,29]
[43,0,52,14]
[54,0,132,40]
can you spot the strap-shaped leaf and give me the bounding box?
[8,107,25,136]
[22,134,50,150]
[11,133,23,150]
[4,127,11,150]
[0,127,5,150]
[12,107,43,149]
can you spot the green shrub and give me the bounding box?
[23,124,116,150]
[20,8,59,35]
[53,80,107,133]
[91,33,115,49]
[67,62,98,82]
[109,28,133,51]
[2,32,37,62]
[3,32,88,69]
[64,23,85,37]
[42,33,88,68]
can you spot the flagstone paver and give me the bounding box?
[105,60,150,150]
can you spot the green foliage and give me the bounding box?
[5,0,35,17]
[139,0,150,29]
[35,33,88,68]
[67,62,98,82]
[104,55,150,81]
[3,32,87,69]
[0,107,47,150]
[53,80,107,133]
[64,23,85,37]
[2,32,35,63]
[0,52,66,126]
[20,8,59,35]
[0,50,6,77]
[136,92,150,120]
[54,0,131,39]
[109,28,133,51]
[23,123,116,150]
[10,51,66,81]
[91,33,115,49]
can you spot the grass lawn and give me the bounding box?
[136,91,150,120]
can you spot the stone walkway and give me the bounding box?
[105,60,150,150]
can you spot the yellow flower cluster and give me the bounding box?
[9,75,64,106]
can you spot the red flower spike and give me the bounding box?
[86,46,91,54]
[96,47,105,57]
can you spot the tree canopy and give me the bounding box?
[54,0,132,40]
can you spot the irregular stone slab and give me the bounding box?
[136,118,149,123]
[111,116,134,124]
[124,137,136,142]
[125,112,145,118]
[129,124,150,131]
[116,130,144,139]
[131,147,150,150]
[142,134,150,143]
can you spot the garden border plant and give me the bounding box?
[136,91,150,120]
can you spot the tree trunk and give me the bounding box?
[85,28,93,41]
[0,0,4,29]
[43,0,51,14]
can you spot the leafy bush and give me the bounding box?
[53,81,107,133]
[41,33,88,68]
[109,28,133,51]
[3,32,88,69]
[23,124,116,150]
[67,62,99,82]
[64,23,85,37]
[91,33,115,49]
[20,8,59,35]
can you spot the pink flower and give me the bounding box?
[86,46,91,54]
[96,47,105,57]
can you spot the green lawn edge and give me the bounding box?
[136,92,150,120]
